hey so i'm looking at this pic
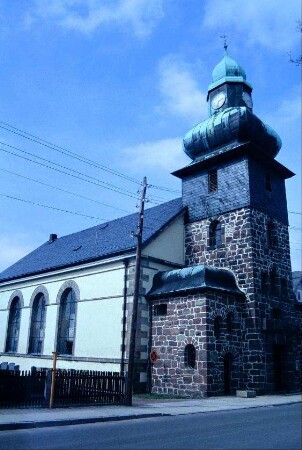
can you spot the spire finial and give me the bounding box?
[220,34,228,54]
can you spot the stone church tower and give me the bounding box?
[147,51,301,396]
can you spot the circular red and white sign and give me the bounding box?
[150,349,159,364]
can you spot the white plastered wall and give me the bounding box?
[0,259,126,371]
[143,215,185,265]
[0,214,185,372]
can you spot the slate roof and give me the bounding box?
[0,198,184,283]
[147,265,245,298]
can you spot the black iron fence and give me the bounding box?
[0,367,125,408]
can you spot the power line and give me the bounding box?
[0,167,131,214]
[0,144,142,201]
[0,120,180,195]
[0,141,166,204]
[0,140,139,196]
[0,192,105,220]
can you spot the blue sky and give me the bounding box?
[0,0,301,271]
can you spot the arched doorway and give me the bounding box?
[273,344,284,392]
[224,353,233,395]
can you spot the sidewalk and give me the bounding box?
[0,394,301,431]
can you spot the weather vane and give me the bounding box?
[220,34,228,54]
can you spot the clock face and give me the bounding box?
[242,92,253,109]
[211,92,226,110]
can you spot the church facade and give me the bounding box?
[147,52,301,396]
[0,52,301,397]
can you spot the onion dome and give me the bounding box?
[183,107,282,160]
[208,55,252,92]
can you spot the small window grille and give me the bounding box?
[208,170,218,193]
[154,304,167,316]
[184,344,196,369]
[265,173,272,191]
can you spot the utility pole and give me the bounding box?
[125,176,147,406]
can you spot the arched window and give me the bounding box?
[56,288,76,355]
[267,222,277,248]
[28,293,46,354]
[184,344,196,369]
[209,221,222,248]
[214,316,222,339]
[261,272,269,294]
[5,297,21,353]
[270,268,279,297]
[226,312,234,334]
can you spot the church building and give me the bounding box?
[0,51,301,397]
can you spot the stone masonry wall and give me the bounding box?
[150,290,245,397]
[151,294,208,398]
[184,206,301,393]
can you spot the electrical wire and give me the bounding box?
[0,141,167,204]
[0,144,142,200]
[0,192,105,220]
[0,120,180,195]
[0,167,131,214]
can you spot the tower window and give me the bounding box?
[209,220,222,248]
[265,173,272,191]
[280,278,287,296]
[154,304,167,316]
[267,222,278,248]
[214,316,222,339]
[208,170,218,192]
[270,269,279,297]
[226,312,234,334]
[272,307,282,320]
[184,344,196,369]
[261,272,269,295]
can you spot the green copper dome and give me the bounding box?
[208,54,252,92]
[183,107,282,160]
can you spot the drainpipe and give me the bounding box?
[147,299,153,393]
[121,259,129,374]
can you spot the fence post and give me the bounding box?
[45,370,52,407]
[49,351,59,408]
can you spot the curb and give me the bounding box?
[0,400,300,432]
[0,413,170,432]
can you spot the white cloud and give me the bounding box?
[0,235,36,272]
[27,0,164,37]
[157,55,208,122]
[123,137,189,172]
[262,85,301,138]
[203,0,301,52]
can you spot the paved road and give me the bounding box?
[0,404,300,449]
